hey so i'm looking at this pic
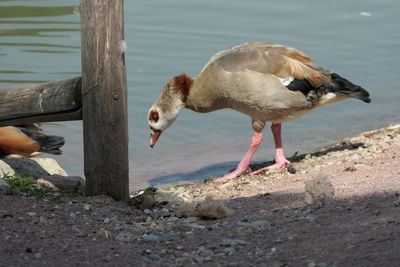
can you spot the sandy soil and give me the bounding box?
[1,124,400,266]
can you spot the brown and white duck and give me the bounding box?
[0,124,64,157]
[148,42,370,182]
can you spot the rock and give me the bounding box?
[0,161,15,178]
[148,253,161,261]
[193,255,205,263]
[71,225,83,236]
[34,253,42,260]
[142,234,175,242]
[251,220,268,228]
[1,158,84,193]
[190,223,206,230]
[0,210,13,218]
[142,234,161,242]
[287,165,297,174]
[115,231,135,242]
[96,229,113,239]
[36,179,58,190]
[354,163,370,168]
[154,189,186,206]
[176,196,234,219]
[143,209,151,214]
[221,239,248,248]
[38,175,85,193]
[142,249,152,255]
[2,158,68,179]
[0,178,10,193]
[197,247,214,257]
[304,175,335,204]
[394,196,400,207]
[352,153,362,160]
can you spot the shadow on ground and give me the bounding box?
[1,187,398,266]
[180,189,400,266]
[149,141,365,186]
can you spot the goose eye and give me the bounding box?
[149,110,159,122]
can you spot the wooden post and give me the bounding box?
[80,0,129,200]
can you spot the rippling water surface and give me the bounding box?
[1,0,399,190]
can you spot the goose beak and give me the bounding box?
[150,130,161,148]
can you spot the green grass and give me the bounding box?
[3,174,54,199]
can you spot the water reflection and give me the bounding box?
[0,28,79,37]
[0,42,79,49]
[0,1,80,84]
[0,6,76,19]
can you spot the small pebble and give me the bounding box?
[148,253,161,261]
[142,234,161,242]
[143,209,151,214]
[96,229,112,239]
[143,249,152,255]
[287,165,296,174]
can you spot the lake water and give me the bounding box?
[1,0,399,190]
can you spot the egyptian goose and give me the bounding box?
[148,42,370,182]
[0,124,64,157]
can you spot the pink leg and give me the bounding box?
[214,131,263,182]
[251,123,290,175]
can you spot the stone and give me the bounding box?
[96,229,113,239]
[287,165,297,174]
[251,220,268,228]
[1,158,83,193]
[0,210,13,218]
[115,231,136,242]
[36,179,58,190]
[221,239,248,248]
[197,247,214,257]
[142,234,161,242]
[2,158,68,179]
[0,161,15,178]
[352,153,362,160]
[38,175,85,193]
[143,249,152,255]
[304,175,335,204]
[154,189,186,206]
[142,234,175,242]
[176,196,234,219]
[0,178,10,193]
[148,253,161,261]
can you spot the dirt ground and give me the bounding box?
[1,124,400,267]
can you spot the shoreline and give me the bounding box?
[158,122,400,193]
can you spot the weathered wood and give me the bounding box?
[81,0,129,200]
[0,77,82,127]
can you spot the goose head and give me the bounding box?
[148,73,193,147]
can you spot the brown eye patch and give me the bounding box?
[149,110,159,122]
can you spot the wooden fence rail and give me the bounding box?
[0,0,129,201]
[0,77,82,127]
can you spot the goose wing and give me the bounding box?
[210,42,331,87]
